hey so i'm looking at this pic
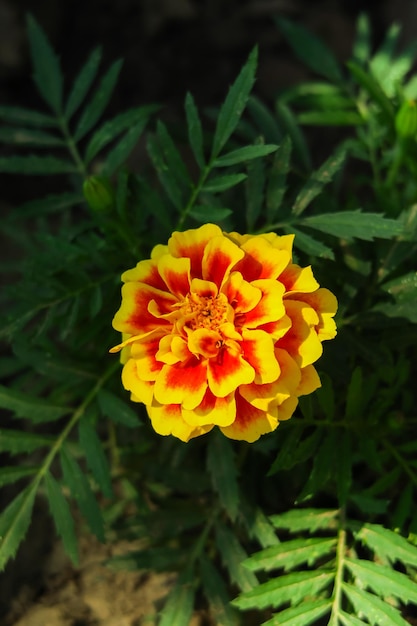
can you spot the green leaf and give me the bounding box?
[351,523,417,568]
[0,384,69,422]
[156,120,190,190]
[266,135,291,222]
[232,570,333,611]
[247,95,282,143]
[185,92,205,168]
[292,149,346,216]
[108,546,185,572]
[243,537,337,573]
[65,47,102,119]
[246,153,266,230]
[73,59,123,142]
[200,555,239,626]
[26,14,63,113]
[189,206,233,223]
[15,192,83,218]
[336,431,352,506]
[270,508,339,533]
[345,366,363,420]
[241,505,280,548]
[276,102,311,171]
[301,210,403,240]
[159,569,195,626]
[373,300,417,323]
[382,272,417,300]
[216,524,258,592]
[345,558,417,603]
[60,445,105,542]
[0,105,57,127]
[343,583,410,626]
[0,429,54,455]
[0,483,37,571]
[0,126,64,147]
[347,60,394,122]
[147,134,184,209]
[287,226,335,260]
[277,18,343,83]
[352,14,371,64]
[263,600,332,626]
[207,433,239,521]
[211,47,258,157]
[45,471,78,565]
[78,409,113,499]
[103,119,148,175]
[213,144,278,167]
[0,466,39,488]
[85,105,158,164]
[203,173,247,192]
[0,155,76,175]
[297,110,364,126]
[97,389,141,428]
[339,610,368,626]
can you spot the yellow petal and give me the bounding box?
[168,223,223,278]
[121,359,154,405]
[147,402,213,442]
[208,345,255,397]
[220,393,278,442]
[154,359,208,410]
[202,234,244,288]
[182,390,236,427]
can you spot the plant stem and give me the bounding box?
[329,507,347,625]
[176,163,212,230]
[58,116,88,177]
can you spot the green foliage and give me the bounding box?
[0,12,417,626]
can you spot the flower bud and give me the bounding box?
[83,176,115,212]
[395,100,417,138]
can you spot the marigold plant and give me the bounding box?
[110,223,337,442]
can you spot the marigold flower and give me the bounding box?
[111,224,337,442]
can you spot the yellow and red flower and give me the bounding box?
[110,223,337,442]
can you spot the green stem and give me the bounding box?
[383,439,417,488]
[176,163,212,230]
[58,116,88,177]
[329,507,347,625]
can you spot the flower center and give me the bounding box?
[182,292,231,331]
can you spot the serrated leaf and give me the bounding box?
[302,210,403,241]
[263,599,332,626]
[147,134,184,209]
[347,60,394,122]
[266,135,291,222]
[60,445,105,542]
[156,120,190,189]
[26,14,63,113]
[0,126,64,147]
[270,508,338,533]
[65,47,102,119]
[78,409,113,499]
[159,569,195,626]
[74,59,123,142]
[382,272,417,300]
[216,524,258,592]
[189,206,233,223]
[0,155,76,175]
[246,154,265,230]
[247,95,282,143]
[85,105,158,164]
[292,149,346,216]
[277,18,342,83]
[243,537,337,573]
[211,47,258,157]
[97,389,140,428]
[391,482,414,532]
[45,471,78,565]
[373,300,417,323]
[297,432,338,502]
[14,192,83,218]
[0,466,39,488]
[103,119,147,175]
[0,429,55,455]
[343,583,409,626]
[0,384,69,422]
[345,366,363,420]
[0,483,37,571]
[336,431,352,506]
[0,106,57,127]
[339,610,368,626]
[351,523,417,568]
[207,433,239,521]
[213,144,278,167]
[345,558,417,603]
[185,92,205,168]
[203,173,247,192]
[232,570,333,610]
[297,110,363,126]
[286,226,335,260]
[200,555,239,626]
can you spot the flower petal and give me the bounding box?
[156,334,190,364]
[112,282,177,335]
[202,235,244,289]
[208,345,255,397]
[241,329,279,384]
[147,402,213,442]
[278,299,322,367]
[297,365,321,395]
[121,359,154,405]
[121,258,166,290]
[220,393,278,442]
[182,389,236,427]
[157,254,191,298]
[236,237,291,281]
[130,337,164,381]
[276,396,298,421]
[290,288,338,341]
[281,264,319,294]
[243,279,285,328]
[168,223,223,278]
[187,328,222,359]
[154,358,208,410]
[223,271,262,314]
